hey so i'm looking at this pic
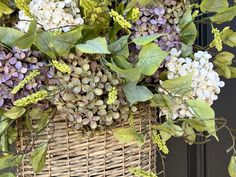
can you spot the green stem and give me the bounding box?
[194,11,212,18]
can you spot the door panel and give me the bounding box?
[159,139,188,177]
[206,4,236,176]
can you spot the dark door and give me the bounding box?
[206,16,236,177]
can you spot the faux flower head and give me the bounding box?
[16,0,84,32]
[159,48,225,119]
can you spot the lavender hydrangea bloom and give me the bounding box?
[0,47,54,108]
[131,0,188,83]
[132,0,187,51]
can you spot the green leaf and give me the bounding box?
[221,28,236,47]
[182,122,196,145]
[179,8,192,29]
[52,26,83,57]
[160,131,171,142]
[170,124,184,137]
[111,56,132,70]
[187,99,215,121]
[107,63,141,81]
[153,122,173,135]
[0,27,23,47]
[0,108,5,115]
[200,0,228,13]
[214,52,235,79]
[215,63,231,79]
[123,82,153,105]
[181,43,193,57]
[113,128,144,147]
[181,118,207,132]
[29,107,41,117]
[113,128,136,143]
[211,6,236,24]
[131,129,145,147]
[161,73,193,96]
[25,114,34,131]
[36,108,52,133]
[3,107,26,120]
[14,20,37,49]
[136,43,168,76]
[76,37,111,54]
[109,35,130,54]
[8,127,17,144]
[214,51,235,79]
[230,67,236,78]
[0,154,23,170]
[109,22,123,42]
[125,0,155,12]
[150,94,172,108]
[181,22,198,45]
[132,33,166,45]
[229,156,236,177]
[15,0,31,17]
[1,133,9,153]
[214,52,235,66]
[109,35,132,69]
[153,121,184,137]
[0,172,16,177]
[35,32,56,59]
[0,118,11,136]
[186,99,218,141]
[150,94,173,116]
[0,2,14,16]
[32,142,48,173]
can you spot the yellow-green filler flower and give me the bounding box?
[80,0,102,23]
[11,70,40,94]
[152,131,169,154]
[52,60,71,74]
[210,26,229,52]
[14,90,48,107]
[109,9,132,29]
[107,87,118,105]
[131,8,140,21]
[129,168,157,177]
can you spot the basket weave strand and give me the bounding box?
[16,105,157,177]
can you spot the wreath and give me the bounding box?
[0,0,236,176]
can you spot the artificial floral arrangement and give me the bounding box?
[0,0,236,176]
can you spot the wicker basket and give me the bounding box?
[16,104,157,177]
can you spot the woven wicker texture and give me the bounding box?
[16,105,157,177]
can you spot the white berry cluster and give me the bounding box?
[17,0,84,32]
[159,48,225,119]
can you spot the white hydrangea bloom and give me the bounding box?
[16,0,84,33]
[159,48,225,120]
[16,11,32,32]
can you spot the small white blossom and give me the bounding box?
[17,0,84,33]
[65,0,72,3]
[159,48,225,120]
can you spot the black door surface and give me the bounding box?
[162,2,236,177]
[206,16,236,177]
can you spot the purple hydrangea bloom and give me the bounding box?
[0,47,54,109]
[131,0,188,83]
[132,0,187,51]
